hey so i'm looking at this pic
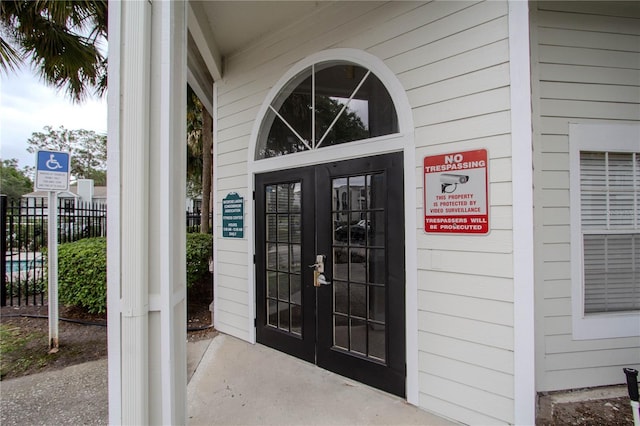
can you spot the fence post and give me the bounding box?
[1,196,7,306]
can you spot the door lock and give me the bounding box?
[308,254,325,273]
[310,255,330,287]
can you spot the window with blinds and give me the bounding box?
[580,152,640,313]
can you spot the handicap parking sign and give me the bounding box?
[35,150,71,191]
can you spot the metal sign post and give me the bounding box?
[35,150,71,352]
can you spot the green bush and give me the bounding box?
[58,237,107,314]
[56,233,212,314]
[186,233,213,288]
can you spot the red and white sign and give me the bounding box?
[423,149,489,234]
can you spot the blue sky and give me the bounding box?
[1,66,107,169]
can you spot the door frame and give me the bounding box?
[254,154,406,396]
[242,48,418,403]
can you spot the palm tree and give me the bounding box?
[0,0,107,102]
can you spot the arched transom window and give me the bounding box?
[256,61,399,160]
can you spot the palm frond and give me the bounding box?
[0,0,107,102]
[0,35,23,72]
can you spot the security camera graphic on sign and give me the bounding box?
[440,173,469,193]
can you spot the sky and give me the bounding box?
[0,66,107,169]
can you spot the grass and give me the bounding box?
[0,324,49,379]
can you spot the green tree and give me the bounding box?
[26,125,107,185]
[0,0,108,102]
[186,85,213,234]
[186,86,203,200]
[0,158,33,202]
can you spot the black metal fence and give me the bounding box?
[187,209,212,233]
[1,195,107,307]
[2,196,211,307]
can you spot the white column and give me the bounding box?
[508,1,536,425]
[107,1,187,424]
[148,1,188,424]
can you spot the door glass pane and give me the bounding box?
[277,244,289,272]
[290,244,301,273]
[277,184,289,212]
[368,324,386,361]
[334,281,348,314]
[291,214,301,243]
[289,183,302,212]
[266,214,277,241]
[369,285,386,322]
[266,186,277,212]
[263,180,304,336]
[334,248,348,280]
[331,173,387,362]
[278,272,289,301]
[350,248,366,283]
[350,318,367,355]
[291,304,302,336]
[279,302,290,331]
[267,243,277,269]
[267,271,277,298]
[277,215,289,241]
[350,283,366,319]
[268,299,277,327]
[334,315,348,350]
[290,274,302,305]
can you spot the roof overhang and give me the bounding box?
[186,1,330,112]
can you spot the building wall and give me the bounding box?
[531,1,640,392]
[214,1,516,423]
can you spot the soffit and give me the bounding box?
[192,1,326,58]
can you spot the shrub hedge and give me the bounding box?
[58,237,107,314]
[186,233,213,288]
[57,233,213,314]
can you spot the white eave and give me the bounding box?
[186,1,330,114]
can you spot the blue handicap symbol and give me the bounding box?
[38,151,69,173]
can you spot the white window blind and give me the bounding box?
[580,152,640,313]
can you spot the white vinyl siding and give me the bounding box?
[213,1,515,424]
[532,1,640,392]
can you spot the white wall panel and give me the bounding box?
[213,1,516,423]
[400,39,510,90]
[419,331,514,374]
[532,1,640,392]
[419,352,514,398]
[418,372,514,424]
[418,270,513,301]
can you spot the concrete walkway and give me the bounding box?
[188,334,455,425]
[2,334,455,425]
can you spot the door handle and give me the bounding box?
[313,271,332,287]
[317,273,331,286]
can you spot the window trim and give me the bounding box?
[570,122,640,339]
[256,61,398,160]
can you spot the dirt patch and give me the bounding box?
[0,277,215,380]
[537,387,636,425]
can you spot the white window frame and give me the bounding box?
[570,122,640,339]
